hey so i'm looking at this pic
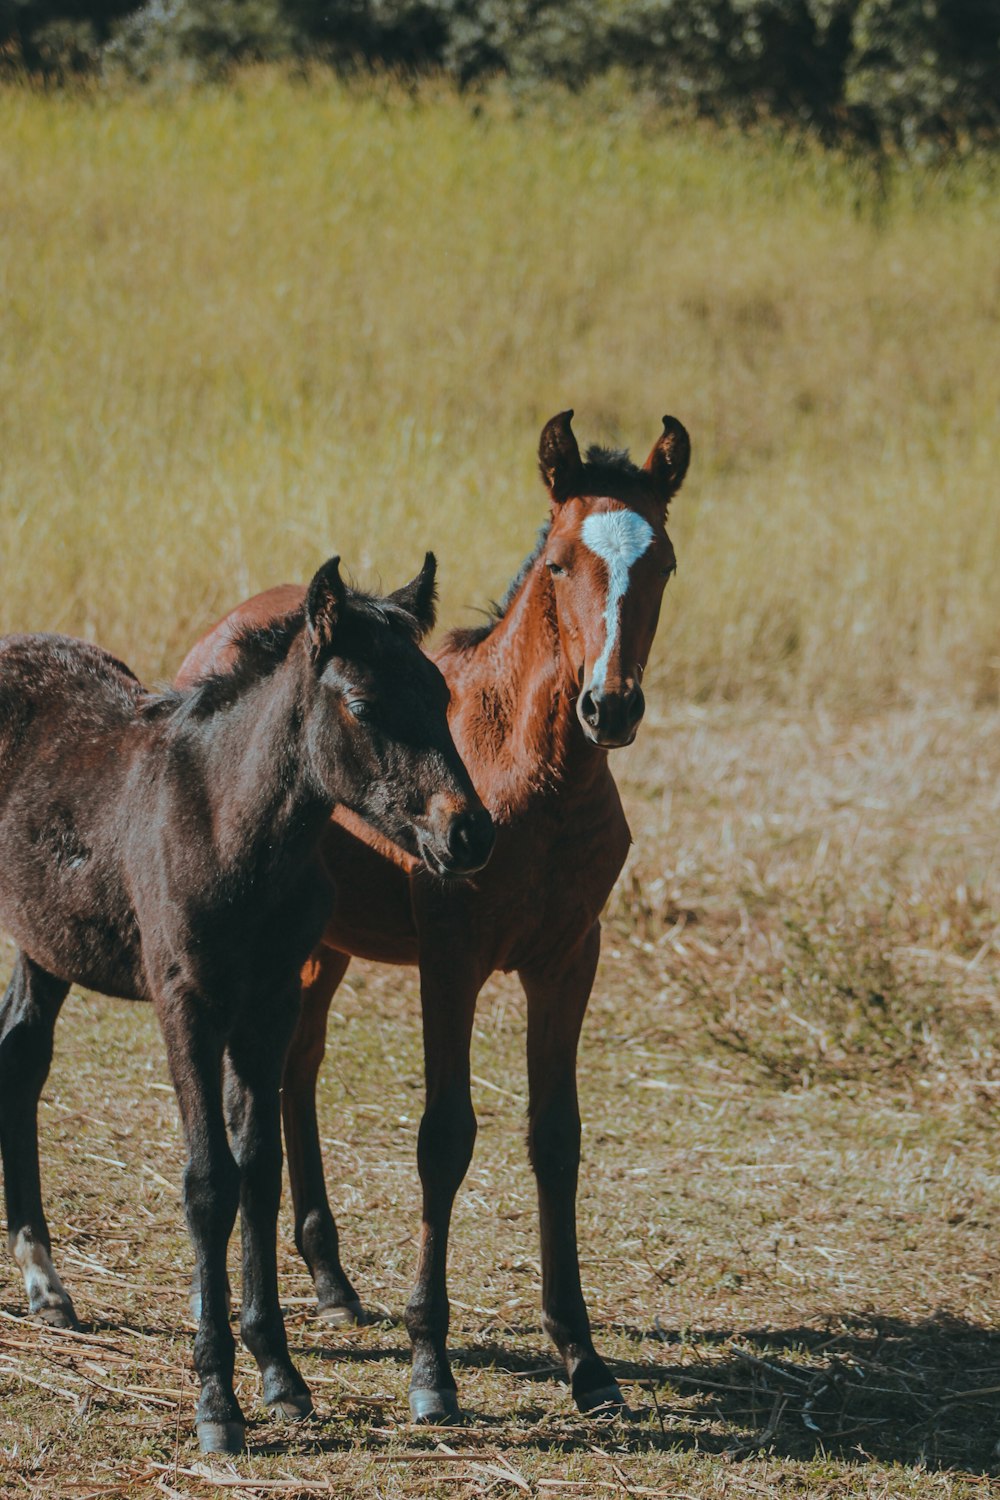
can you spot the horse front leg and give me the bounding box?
[282,944,363,1324]
[404,955,482,1423]
[157,995,244,1454]
[225,998,313,1426]
[0,953,74,1327]
[520,924,625,1414]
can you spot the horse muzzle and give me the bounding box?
[577,682,646,749]
[417,803,496,878]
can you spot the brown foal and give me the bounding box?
[177,410,691,1421]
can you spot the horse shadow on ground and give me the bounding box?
[293,1312,1000,1472]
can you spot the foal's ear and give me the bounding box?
[387,552,438,641]
[538,409,583,503]
[305,555,347,663]
[643,415,691,509]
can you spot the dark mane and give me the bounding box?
[141,612,303,721]
[581,443,647,491]
[145,589,425,721]
[444,444,650,654]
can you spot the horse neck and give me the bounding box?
[191,646,328,878]
[440,560,608,819]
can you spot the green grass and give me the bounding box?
[0,72,998,705]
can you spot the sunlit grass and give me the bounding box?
[1,71,997,705]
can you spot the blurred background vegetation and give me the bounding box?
[1,0,998,713]
[2,0,999,148]
[1,75,996,709]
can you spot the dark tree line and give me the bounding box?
[3,0,999,146]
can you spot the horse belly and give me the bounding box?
[0,899,145,1000]
[0,661,148,997]
[0,811,145,1000]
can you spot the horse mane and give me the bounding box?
[443,445,648,654]
[444,522,552,653]
[579,443,647,493]
[143,589,425,722]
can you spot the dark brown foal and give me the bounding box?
[0,554,493,1451]
[178,412,690,1420]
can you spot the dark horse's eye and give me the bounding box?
[347,700,373,720]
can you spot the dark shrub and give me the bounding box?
[2,0,998,147]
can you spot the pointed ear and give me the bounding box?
[305,555,346,664]
[538,409,583,503]
[387,551,438,641]
[643,415,691,508]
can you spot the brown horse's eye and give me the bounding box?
[348,699,373,720]
[546,560,566,578]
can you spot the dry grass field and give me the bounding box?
[1,72,998,706]
[1,70,999,1498]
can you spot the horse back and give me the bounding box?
[0,633,145,797]
[0,634,148,995]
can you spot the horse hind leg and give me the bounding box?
[282,945,364,1323]
[0,952,76,1327]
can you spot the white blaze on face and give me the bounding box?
[580,509,655,694]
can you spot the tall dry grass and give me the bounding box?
[0,72,997,705]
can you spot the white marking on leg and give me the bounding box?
[13,1226,71,1313]
[580,510,655,693]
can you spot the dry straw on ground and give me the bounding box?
[1,70,999,1500]
[2,706,999,1497]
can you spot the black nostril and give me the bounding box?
[474,809,497,863]
[580,689,600,727]
[447,808,495,866]
[447,816,466,858]
[625,684,645,728]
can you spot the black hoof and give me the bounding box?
[197,1420,246,1454]
[577,1382,627,1415]
[409,1386,461,1424]
[317,1297,367,1327]
[267,1390,314,1422]
[34,1299,80,1331]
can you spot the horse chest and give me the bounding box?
[422,788,631,977]
[515,816,628,958]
